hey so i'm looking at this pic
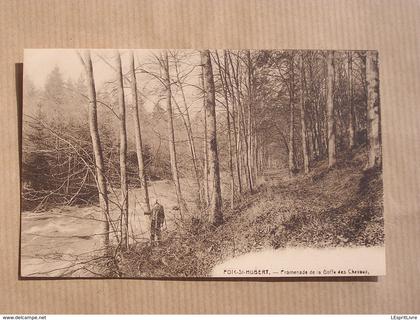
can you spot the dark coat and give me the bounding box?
[151,203,165,225]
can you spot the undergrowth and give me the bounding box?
[103,146,384,278]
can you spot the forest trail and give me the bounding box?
[261,168,290,184]
[20,179,195,277]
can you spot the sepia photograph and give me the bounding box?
[20,49,384,278]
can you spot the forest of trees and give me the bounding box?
[22,49,381,256]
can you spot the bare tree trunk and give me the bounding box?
[314,106,321,158]
[366,51,381,169]
[256,134,260,175]
[172,97,202,206]
[173,58,202,205]
[66,155,71,194]
[235,103,243,194]
[129,52,150,214]
[288,55,296,177]
[81,50,110,248]
[232,54,252,192]
[300,53,310,174]
[357,51,367,136]
[308,58,321,159]
[225,51,242,194]
[216,50,235,209]
[201,50,223,225]
[227,93,235,209]
[326,51,336,168]
[347,51,356,149]
[163,51,185,219]
[315,96,323,158]
[288,102,295,176]
[246,50,255,191]
[239,100,252,191]
[116,52,129,250]
[201,71,210,207]
[253,128,258,177]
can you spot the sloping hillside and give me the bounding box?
[112,146,384,278]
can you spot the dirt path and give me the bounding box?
[20,179,196,277]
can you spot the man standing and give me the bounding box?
[150,199,165,245]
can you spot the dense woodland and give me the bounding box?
[22,49,382,273]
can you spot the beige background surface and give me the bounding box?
[1,0,419,314]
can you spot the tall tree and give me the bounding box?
[225,51,243,194]
[229,52,252,191]
[116,51,129,250]
[326,51,336,168]
[288,54,297,176]
[366,51,381,168]
[79,50,110,248]
[163,51,185,218]
[201,50,223,225]
[347,51,356,148]
[300,53,310,174]
[246,50,255,191]
[129,51,151,214]
[214,50,235,209]
[202,70,210,207]
[171,53,202,205]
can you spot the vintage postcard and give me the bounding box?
[20,49,384,278]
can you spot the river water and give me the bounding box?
[20,180,196,277]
